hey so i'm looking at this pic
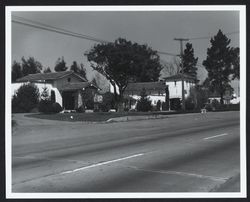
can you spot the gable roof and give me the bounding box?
[16,71,87,82]
[124,82,166,95]
[163,74,196,82]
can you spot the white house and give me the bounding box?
[12,71,98,110]
[162,74,196,99]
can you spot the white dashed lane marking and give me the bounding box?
[203,133,229,140]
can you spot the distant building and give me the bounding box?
[123,81,167,109]
[12,71,98,110]
[162,74,196,99]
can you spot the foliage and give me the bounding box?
[182,43,198,81]
[12,84,40,113]
[70,61,87,79]
[81,88,95,110]
[21,57,42,76]
[170,98,181,111]
[41,87,50,100]
[230,47,239,80]
[202,29,236,104]
[99,92,116,112]
[156,100,161,111]
[52,102,63,113]
[85,38,162,104]
[54,57,68,72]
[160,57,181,78]
[38,99,54,113]
[185,97,195,110]
[136,88,152,112]
[189,85,209,109]
[43,67,52,73]
[12,61,23,82]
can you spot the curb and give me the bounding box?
[209,173,240,192]
[106,114,169,123]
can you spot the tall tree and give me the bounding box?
[85,38,162,104]
[12,61,23,82]
[54,57,68,72]
[230,47,240,80]
[21,57,42,76]
[182,42,198,81]
[43,67,52,73]
[202,29,234,104]
[70,61,87,79]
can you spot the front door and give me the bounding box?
[62,91,75,110]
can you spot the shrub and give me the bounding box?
[170,98,181,111]
[38,99,53,113]
[52,102,63,113]
[185,97,195,110]
[136,88,152,112]
[12,83,40,113]
[156,100,161,111]
[76,105,85,113]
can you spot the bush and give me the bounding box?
[185,97,195,110]
[76,105,85,113]
[12,83,40,113]
[170,98,181,111]
[38,99,53,113]
[156,100,161,111]
[136,88,152,112]
[52,102,63,113]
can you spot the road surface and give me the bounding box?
[12,111,240,192]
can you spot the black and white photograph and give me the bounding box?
[5,5,246,198]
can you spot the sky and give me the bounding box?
[11,8,240,92]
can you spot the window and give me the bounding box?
[67,78,71,82]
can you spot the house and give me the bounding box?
[162,74,196,99]
[109,74,197,110]
[123,81,167,109]
[12,71,98,110]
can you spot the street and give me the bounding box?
[12,111,240,192]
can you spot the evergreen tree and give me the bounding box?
[12,61,23,82]
[202,29,234,104]
[21,57,42,76]
[43,67,52,73]
[182,42,198,81]
[136,88,152,112]
[70,61,87,79]
[54,57,68,72]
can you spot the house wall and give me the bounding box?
[12,82,63,106]
[53,74,84,89]
[165,80,195,99]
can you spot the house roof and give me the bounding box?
[163,74,196,82]
[124,82,166,94]
[60,82,99,91]
[16,71,87,82]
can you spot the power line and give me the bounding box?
[189,31,239,40]
[12,15,178,57]
[12,16,109,43]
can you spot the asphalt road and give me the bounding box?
[12,111,240,192]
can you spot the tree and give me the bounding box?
[12,83,40,113]
[202,29,234,104]
[70,61,87,79]
[160,57,181,78]
[12,61,23,82]
[43,67,52,73]
[21,57,42,76]
[136,88,152,112]
[85,38,162,105]
[230,47,239,80]
[182,42,198,81]
[54,57,68,72]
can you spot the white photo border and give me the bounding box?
[5,5,247,199]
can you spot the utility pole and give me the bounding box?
[174,38,189,111]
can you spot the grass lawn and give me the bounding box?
[26,111,183,122]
